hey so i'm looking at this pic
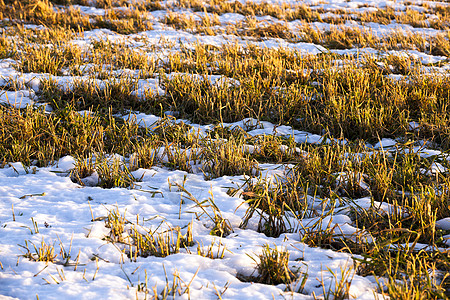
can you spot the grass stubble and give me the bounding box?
[1,0,450,299]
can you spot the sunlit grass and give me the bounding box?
[1,0,450,298]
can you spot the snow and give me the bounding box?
[0,160,382,299]
[0,0,448,298]
[373,138,397,149]
[0,90,35,108]
[436,218,450,231]
[72,5,107,16]
[388,49,448,65]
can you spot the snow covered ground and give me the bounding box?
[0,0,449,299]
[0,157,382,299]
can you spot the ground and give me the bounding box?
[0,0,449,299]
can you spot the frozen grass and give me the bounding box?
[0,0,450,299]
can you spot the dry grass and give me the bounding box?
[1,0,450,298]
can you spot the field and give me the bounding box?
[0,0,450,299]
